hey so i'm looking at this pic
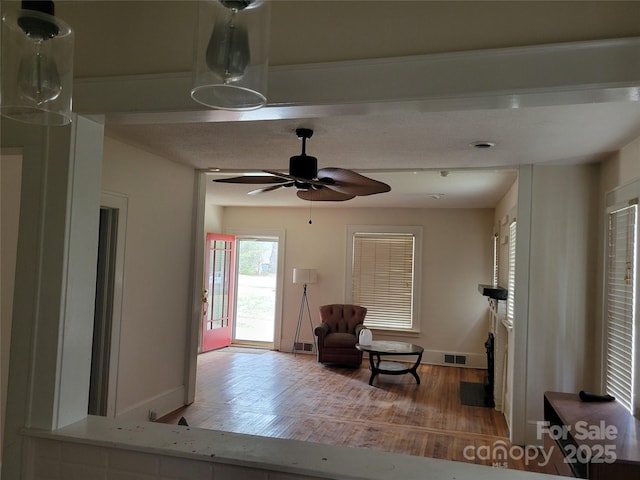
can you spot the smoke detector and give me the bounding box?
[470,141,496,149]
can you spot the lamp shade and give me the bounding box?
[293,268,317,285]
[1,6,74,126]
[191,0,270,111]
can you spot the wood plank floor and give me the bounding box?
[159,348,547,474]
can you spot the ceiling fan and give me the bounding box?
[213,128,391,201]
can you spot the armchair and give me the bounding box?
[314,304,367,366]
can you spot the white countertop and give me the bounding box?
[26,416,568,480]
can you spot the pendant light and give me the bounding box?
[1,1,74,126]
[191,0,270,111]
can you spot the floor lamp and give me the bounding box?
[292,268,318,356]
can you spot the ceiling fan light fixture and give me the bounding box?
[191,0,270,111]
[289,154,317,179]
[1,0,74,126]
[288,128,318,179]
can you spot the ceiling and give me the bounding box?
[105,102,640,208]
[22,1,640,208]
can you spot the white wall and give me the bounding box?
[204,203,224,233]
[221,206,494,365]
[601,135,640,191]
[524,163,600,444]
[0,153,22,470]
[101,137,196,420]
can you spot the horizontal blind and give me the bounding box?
[352,233,414,329]
[506,221,516,326]
[605,204,637,412]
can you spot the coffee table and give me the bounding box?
[356,340,424,385]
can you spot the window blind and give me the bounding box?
[506,221,517,326]
[351,233,415,329]
[605,204,637,412]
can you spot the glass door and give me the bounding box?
[233,237,278,345]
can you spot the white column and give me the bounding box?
[1,115,103,478]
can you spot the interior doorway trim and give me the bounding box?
[98,191,128,417]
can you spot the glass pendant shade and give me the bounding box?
[191,0,270,111]
[1,6,74,126]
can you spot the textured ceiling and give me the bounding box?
[106,103,640,172]
[105,101,640,207]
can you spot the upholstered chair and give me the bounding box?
[314,304,367,366]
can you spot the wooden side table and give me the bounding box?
[543,391,640,478]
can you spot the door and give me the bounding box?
[202,233,236,352]
[233,237,278,346]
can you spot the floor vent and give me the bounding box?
[443,354,467,365]
[294,342,314,352]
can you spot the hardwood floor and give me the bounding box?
[159,348,546,474]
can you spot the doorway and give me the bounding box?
[89,207,118,416]
[88,192,127,418]
[233,237,279,347]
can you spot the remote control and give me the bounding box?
[579,390,615,402]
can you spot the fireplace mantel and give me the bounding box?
[478,284,508,301]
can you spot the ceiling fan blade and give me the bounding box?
[263,169,327,187]
[214,130,391,204]
[297,188,355,202]
[248,183,293,195]
[213,175,289,185]
[317,168,391,196]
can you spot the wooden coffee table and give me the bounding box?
[356,340,424,385]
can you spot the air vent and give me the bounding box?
[294,342,314,352]
[443,354,467,365]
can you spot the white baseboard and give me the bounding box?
[116,385,185,423]
[502,394,511,427]
[283,341,487,368]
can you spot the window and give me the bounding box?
[346,226,422,331]
[505,221,517,327]
[604,202,637,413]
